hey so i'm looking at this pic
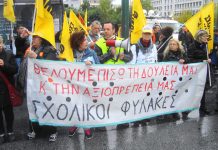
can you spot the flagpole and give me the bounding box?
[30,7,37,50]
[10,22,16,55]
[206,44,212,87]
[32,7,36,33]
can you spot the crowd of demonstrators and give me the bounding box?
[87,20,102,50]
[1,18,218,144]
[0,36,18,144]
[68,31,99,139]
[25,33,59,142]
[178,25,194,51]
[95,22,132,64]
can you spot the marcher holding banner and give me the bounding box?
[128,25,157,126]
[68,31,100,139]
[163,39,188,63]
[163,38,189,119]
[26,33,59,142]
[0,36,18,144]
[187,30,211,116]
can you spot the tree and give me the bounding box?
[64,0,122,26]
[87,8,101,25]
[98,0,121,24]
[80,1,90,11]
[141,0,153,11]
[98,0,112,23]
[175,11,193,23]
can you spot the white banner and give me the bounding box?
[27,58,207,128]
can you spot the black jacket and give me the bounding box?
[0,49,18,106]
[15,36,30,58]
[178,31,194,49]
[35,46,58,61]
[187,40,207,63]
[163,50,188,63]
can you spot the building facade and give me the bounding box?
[63,0,100,9]
[151,0,211,17]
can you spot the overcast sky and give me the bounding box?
[112,0,132,5]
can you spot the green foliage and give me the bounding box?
[175,11,193,23]
[80,1,90,11]
[141,0,153,10]
[64,6,77,17]
[87,8,101,25]
[64,0,122,25]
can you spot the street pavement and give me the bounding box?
[0,83,218,150]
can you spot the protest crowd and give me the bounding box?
[0,0,218,145]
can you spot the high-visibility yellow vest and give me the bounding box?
[96,37,125,64]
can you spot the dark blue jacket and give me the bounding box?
[74,48,100,64]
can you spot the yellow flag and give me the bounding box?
[34,0,56,48]
[3,0,16,23]
[84,9,88,28]
[69,10,87,35]
[184,11,201,37]
[35,0,44,18]
[201,2,214,53]
[130,0,146,44]
[59,12,74,62]
[185,2,214,53]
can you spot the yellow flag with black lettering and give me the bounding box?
[59,12,74,62]
[69,10,87,35]
[185,2,214,53]
[34,0,56,48]
[3,0,16,23]
[130,0,146,44]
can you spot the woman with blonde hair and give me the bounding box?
[163,38,189,120]
[163,38,188,64]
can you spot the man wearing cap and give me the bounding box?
[94,22,132,64]
[129,25,157,64]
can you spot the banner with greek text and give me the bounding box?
[27,59,207,128]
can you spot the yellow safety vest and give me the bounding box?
[96,37,125,64]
